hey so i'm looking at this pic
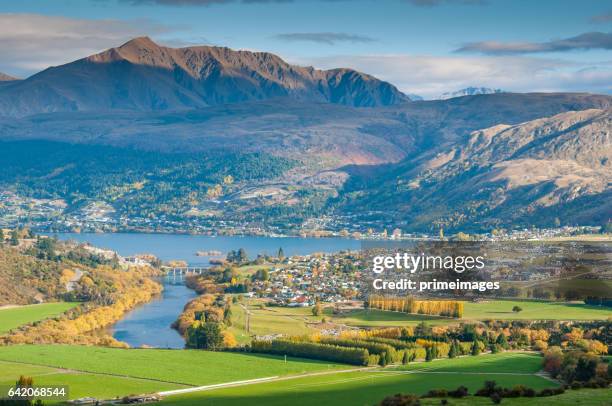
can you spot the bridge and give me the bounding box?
[161,265,209,276]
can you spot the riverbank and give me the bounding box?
[1,267,162,347]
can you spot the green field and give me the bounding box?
[1,347,606,405]
[158,353,557,406]
[462,300,612,320]
[229,302,318,343]
[421,389,612,406]
[331,300,611,329]
[0,302,79,334]
[0,360,184,400]
[329,308,452,327]
[392,352,543,373]
[0,345,348,388]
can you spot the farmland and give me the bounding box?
[461,300,612,321]
[227,299,611,343]
[0,345,349,387]
[157,353,558,406]
[229,303,317,343]
[0,360,184,400]
[0,302,79,334]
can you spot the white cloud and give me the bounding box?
[0,13,174,77]
[290,54,612,98]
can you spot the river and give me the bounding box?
[54,233,360,348]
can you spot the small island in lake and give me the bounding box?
[196,250,223,256]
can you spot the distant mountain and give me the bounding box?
[339,108,612,231]
[0,37,408,118]
[437,86,504,100]
[0,72,17,81]
[406,93,424,101]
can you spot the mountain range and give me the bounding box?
[437,87,504,100]
[0,37,610,233]
[0,37,407,118]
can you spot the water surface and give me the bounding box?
[54,233,359,348]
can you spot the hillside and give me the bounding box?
[338,109,612,232]
[0,37,407,118]
[0,247,66,305]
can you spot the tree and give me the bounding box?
[425,346,433,362]
[512,305,523,313]
[575,354,598,382]
[471,340,481,356]
[312,303,323,317]
[495,333,509,350]
[10,229,19,246]
[448,341,458,358]
[16,375,33,387]
[277,247,285,261]
[187,322,223,350]
[402,351,410,365]
[223,305,232,326]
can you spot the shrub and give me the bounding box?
[448,386,469,398]
[423,389,448,398]
[490,392,502,404]
[378,393,420,406]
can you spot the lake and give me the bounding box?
[53,233,361,264]
[54,233,360,348]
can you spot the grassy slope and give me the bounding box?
[158,354,556,406]
[0,303,79,334]
[0,345,348,387]
[462,300,612,320]
[391,352,543,373]
[419,390,612,406]
[0,360,185,400]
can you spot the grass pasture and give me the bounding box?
[392,352,543,373]
[328,308,452,327]
[158,353,557,406]
[0,345,349,387]
[0,359,185,400]
[462,300,612,321]
[229,302,318,343]
[0,302,79,334]
[331,300,611,329]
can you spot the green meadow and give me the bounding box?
[329,308,451,327]
[330,300,611,329]
[229,303,316,343]
[0,360,184,400]
[158,353,557,406]
[462,300,612,320]
[0,345,348,387]
[0,302,79,334]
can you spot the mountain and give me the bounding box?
[406,93,424,101]
[339,108,612,231]
[438,86,504,100]
[1,93,609,168]
[0,72,17,81]
[0,37,408,118]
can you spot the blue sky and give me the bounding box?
[1,0,611,97]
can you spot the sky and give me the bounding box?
[0,0,611,98]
